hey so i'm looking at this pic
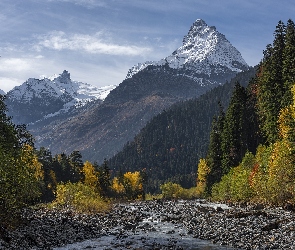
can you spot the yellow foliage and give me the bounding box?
[111,171,144,200]
[160,182,183,199]
[20,144,44,181]
[196,158,210,196]
[267,139,295,203]
[53,182,109,213]
[112,177,125,194]
[82,161,98,188]
[123,171,143,192]
[0,143,44,227]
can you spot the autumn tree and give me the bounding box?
[82,161,99,191]
[0,95,43,227]
[123,171,144,200]
[196,158,210,196]
[112,171,144,200]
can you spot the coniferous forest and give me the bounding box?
[107,67,256,193]
[1,19,295,231]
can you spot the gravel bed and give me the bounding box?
[0,200,294,249]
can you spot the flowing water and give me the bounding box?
[54,201,234,250]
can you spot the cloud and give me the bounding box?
[0,77,23,93]
[0,58,31,72]
[47,0,107,8]
[35,31,152,56]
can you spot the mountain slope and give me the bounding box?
[31,67,211,160]
[0,89,5,95]
[9,19,249,164]
[107,67,256,192]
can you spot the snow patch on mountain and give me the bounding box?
[126,19,248,79]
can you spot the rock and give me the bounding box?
[252,203,264,210]
[284,202,295,212]
[215,206,224,212]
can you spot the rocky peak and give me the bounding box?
[56,70,71,84]
[183,19,214,43]
[126,19,248,79]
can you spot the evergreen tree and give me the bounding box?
[221,82,248,174]
[206,103,225,192]
[282,19,295,107]
[245,78,264,152]
[68,151,83,182]
[98,159,111,197]
[257,21,286,143]
[36,147,55,202]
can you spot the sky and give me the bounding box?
[0,0,294,93]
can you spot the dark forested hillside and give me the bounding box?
[108,67,256,193]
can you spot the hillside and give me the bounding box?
[29,19,248,162]
[107,67,256,192]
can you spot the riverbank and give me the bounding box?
[0,199,295,249]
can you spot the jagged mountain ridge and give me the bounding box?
[30,68,211,161]
[7,19,249,164]
[6,70,116,125]
[126,19,248,81]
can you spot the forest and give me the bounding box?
[1,19,295,229]
[0,99,146,227]
[196,19,295,204]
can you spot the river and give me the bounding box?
[54,200,234,250]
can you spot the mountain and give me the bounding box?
[0,89,5,95]
[108,67,256,193]
[6,70,116,125]
[7,19,249,164]
[126,19,248,83]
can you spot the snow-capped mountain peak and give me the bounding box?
[6,70,117,123]
[8,70,116,103]
[126,19,248,79]
[0,89,5,95]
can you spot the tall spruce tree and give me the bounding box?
[206,102,225,192]
[221,82,248,174]
[257,21,286,144]
[245,78,264,152]
[282,19,295,107]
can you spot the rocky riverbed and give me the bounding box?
[0,199,295,249]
